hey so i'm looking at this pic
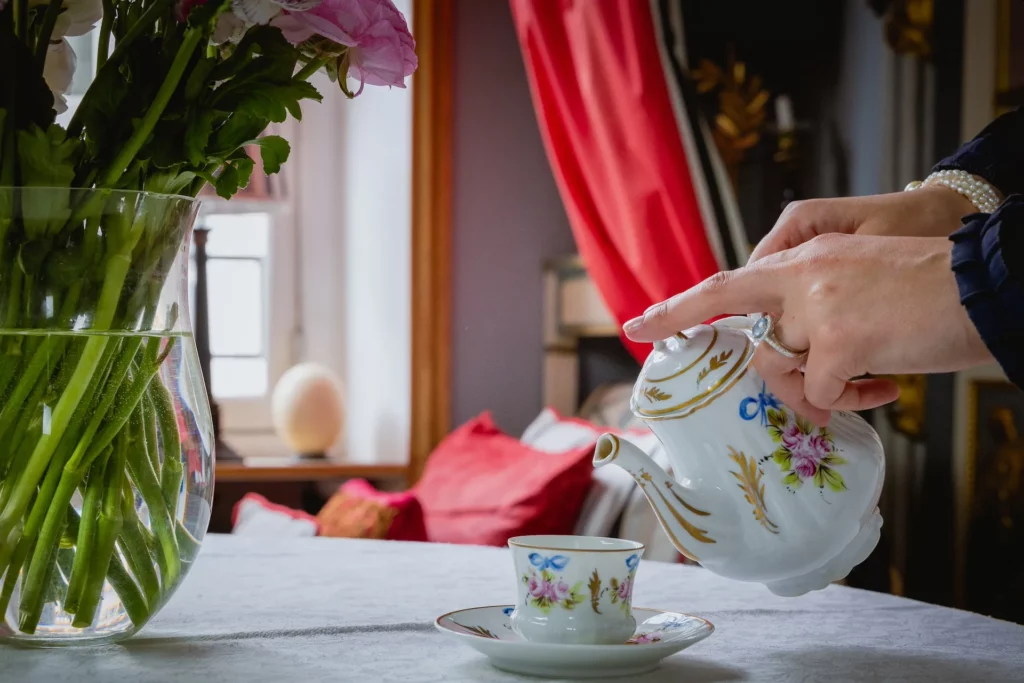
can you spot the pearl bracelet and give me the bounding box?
[904,169,1004,214]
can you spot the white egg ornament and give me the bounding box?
[271,363,345,455]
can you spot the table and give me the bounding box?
[6,535,1024,682]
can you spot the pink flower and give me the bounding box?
[617,577,632,603]
[527,574,543,598]
[274,0,417,91]
[176,0,206,21]
[781,425,833,478]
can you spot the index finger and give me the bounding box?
[623,265,784,342]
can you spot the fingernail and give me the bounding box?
[623,317,643,333]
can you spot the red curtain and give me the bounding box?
[510,0,720,361]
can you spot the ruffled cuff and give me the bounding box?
[949,196,1024,387]
[935,108,1024,197]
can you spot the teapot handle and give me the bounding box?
[709,314,762,338]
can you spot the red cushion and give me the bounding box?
[317,479,428,542]
[414,413,596,546]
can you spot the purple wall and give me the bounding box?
[450,0,577,436]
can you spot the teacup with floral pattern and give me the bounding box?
[508,535,645,644]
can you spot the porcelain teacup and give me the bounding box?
[507,535,644,645]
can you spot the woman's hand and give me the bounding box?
[748,186,976,263]
[623,233,992,424]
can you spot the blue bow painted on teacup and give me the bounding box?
[626,553,640,572]
[529,553,569,571]
[739,381,781,426]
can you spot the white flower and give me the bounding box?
[30,0,103,38]
[43,39,77,114]
[213,11,247,44]
[231,0,321,25]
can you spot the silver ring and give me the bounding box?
[750,314,808,359]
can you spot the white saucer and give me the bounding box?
[435,605,714,679]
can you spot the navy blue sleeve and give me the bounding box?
[949,198,1024,387]
[934,107,1024,197]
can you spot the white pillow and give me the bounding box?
[232,493,319,537]
[521,408,680,564]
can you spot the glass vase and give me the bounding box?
[0,187,214,644]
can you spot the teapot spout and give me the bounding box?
[594,434,717,563]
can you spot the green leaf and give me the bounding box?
[820,466,847,492]
[771,447,791,471]
[213,155,257,200]
[17,124,81,239]
[210,25,297,86]
[782,471,802,487]
[766,408,787,430]
[185,110,219,166]
[795,415,813,435]
[185,54,218,103]
[813,467,825,489]
[821,453,847,467]
[215,81,321,125]
[251,135,290,175]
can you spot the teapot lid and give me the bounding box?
[631,316,756,420]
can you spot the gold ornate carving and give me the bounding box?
[885,374,926,439]
[648,329,718,383]
[643,386,672,403]
[980,408,1024,530]
[635,469,715,545]
[696,350,734,387]
[455,624,498,639]
[588,570,602,614]
[881,0,933,57]
[691,50,769,185]
[637,341,750,417]
[728,447,779,534]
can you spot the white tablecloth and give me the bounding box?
[5,534,1024,682]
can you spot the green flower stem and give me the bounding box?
[175,521,201,562]
[126,401,180,587]
[0,409,90,617]
[151,382,182,511]
[63,505,149,630]
[0,534,31,615]
[67,0,176,137]
[81,339,174,470]
[0,332,116,591]
[99,27,204,188]
[295,56,332,82]
[104,553,149,629]
[95,0,115,72]
[72,435,126,628]
[11,336,145,625]
[0,246,139,543]
[13,0,27,39]
[118,486,160,608]
[17,530,63,633]
[142,391,160,474]
[0,283,83,445]
[33,0,65,67]
[63,454,109,614]
[0,377,46,490]
[3,262,23,331]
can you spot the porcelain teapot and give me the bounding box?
[594,315,884,596]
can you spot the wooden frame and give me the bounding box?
[408,0,454,484]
